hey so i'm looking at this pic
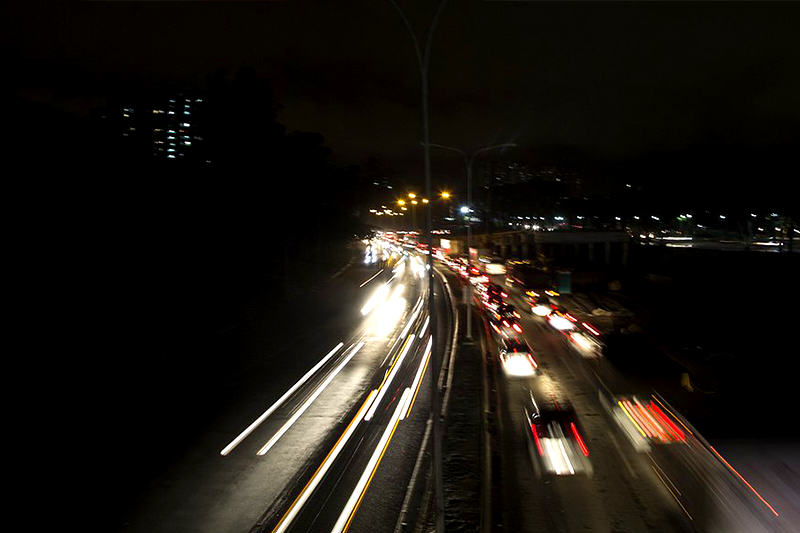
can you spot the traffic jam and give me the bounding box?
[369,234,782,530]
[441,253,692,479]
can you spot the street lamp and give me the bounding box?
[386,1,449,529]
[428,141,517,339]
[440,191,451,199]
[408,192,417,199]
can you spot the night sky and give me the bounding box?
[8,1,800,190]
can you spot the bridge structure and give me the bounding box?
[446,230,631,267]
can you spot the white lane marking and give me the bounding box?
[402,336,433,419]
[419,316,430,335]
[220,342,345,456]
[332,387,412,533]
[365,335,415,421]
[399,298,424,339]
[359,269,384,288]
[257,342,365,456]
[272,390,377,533]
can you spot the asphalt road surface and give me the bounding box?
[117,246,454,533]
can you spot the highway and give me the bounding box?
[117,238,790,533]
[465,268,789,533]
[117,243,455,533]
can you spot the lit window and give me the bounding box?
[183,141,192,146]
[167,148,175,152]
[168,111,175,115]
[181,123,190,127]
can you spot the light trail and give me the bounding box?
[257,342,365,456]
[359,269,384,288]
[331,388,412,533]
[361,284,390,316]
[220,342,344,456]
[709,445,780,517]
[270,390,377,533]
[419,316,430,335]
[402,336,433,419]
[365,334,415,421]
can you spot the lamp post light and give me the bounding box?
[428,142,517,340]
[387,1,449,529]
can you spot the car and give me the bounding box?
[528,293,554,316]
[469,268,489,285]
[546,308,578,331]
[489,304,524,335]
[486,283,507,299]
[567,321,604,357]
[498,337,538,377]
[490,315,524,337]
[524,390,592,476]
[496,302,521,319]
[482,293,503,311]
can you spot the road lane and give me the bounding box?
[472,272,784,532]
[118,244,453,533]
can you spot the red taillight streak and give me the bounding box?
[649,402,685,441]
[531,424,543,455]
[528,354,538,368]
[708,445,780,517]
[570,422,589,456]
[502,320,510,327]
[512,324,522,333]
[565,313,577,322]
[501,292,508,298]
[635,401,669,442]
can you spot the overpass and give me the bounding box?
[446,230,631,267]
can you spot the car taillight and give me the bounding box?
[570,422,589,456]
[531,424,544,455]
[512,323,522,333]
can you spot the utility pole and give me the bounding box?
[428,142,517,340]
[387,2,448,531]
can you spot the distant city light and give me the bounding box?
[615,216,621,221]
[651,216,660,221]
[633,216,640,220]
[460,206,470,214]
[719,215,726,219]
